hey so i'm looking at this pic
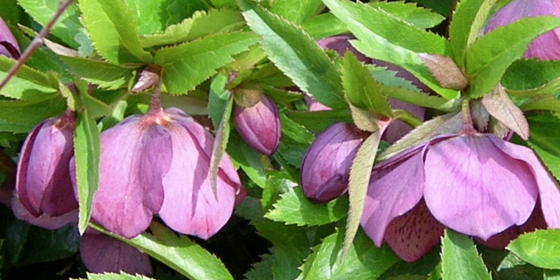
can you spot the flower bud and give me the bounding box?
[0,16,20,59]
[16,112,77,217]
[233,95,281,155]
[486,0,560,60]
[301,122,366,202]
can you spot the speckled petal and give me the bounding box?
[81,229,152,275]
[158,109,242,240]
[361,145,425,247]
[92,115,171,238]
[384,199,444,262]
[424,134,538,240]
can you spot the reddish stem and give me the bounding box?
[0,0,76,92]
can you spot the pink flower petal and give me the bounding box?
[92,116,171,238]
[384,199,444,262]
[489,137,560,228]
[424,134,538,240]
[12,194,77,230]
[81,229,152,275]
[158,109,242,240]
[361,146,425,247]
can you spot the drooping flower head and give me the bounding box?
[486,0,560,60]
[16,111,77,217]
[301,122,366,202]
[81,93,245,239]
[361,129,560,262]
[0,16,20,59]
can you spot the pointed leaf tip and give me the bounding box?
[419,53,468,90]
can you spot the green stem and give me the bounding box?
[392,109,423,128]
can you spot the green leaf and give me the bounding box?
[262,170,300,211]
[369,1,446,29]
[210,92,233,197]
[441,229,491,280]
[79,0,152,64]
[256,221,311,280]
[266,187,348,226]
[209,72,231,128]
[301,13,347,40]
[18,0,83,48]
[140,9,245,48]
[286,110,353,132]
[342,52,392,116]
[76,272,156,280]
[414,0,453,16]
[239,0,346,109]
[0,96,66,126]
[382,85,459,112]
[494,252,544,280]
[507,229,560,269]
[227,132,266,188]
[276,114,314,167]
[61,56,136,90]
[322,0,457,99]
[448,0,497,68]
[502,59,560,96]
[519,95,560,114]
[466,16,560,98]
[298,229,399,279]
[73,108,100,234]
[17,224,80,266]
[124,0,207,35]
[344,131,383,258]
[271,0,322,24]
[245,253,274,280]
[0,55,57,88]
[526,114,560,181]
[93,222,233,280]
[0,72,57,100]
[155,32,259,94]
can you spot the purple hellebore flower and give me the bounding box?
[81,107,244,239]
[234,95,281,155]
[16,112,78,217]
[0,16,20,59]
[486,0,560,60]
[301,122,366,202]
[361,132,560,262]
